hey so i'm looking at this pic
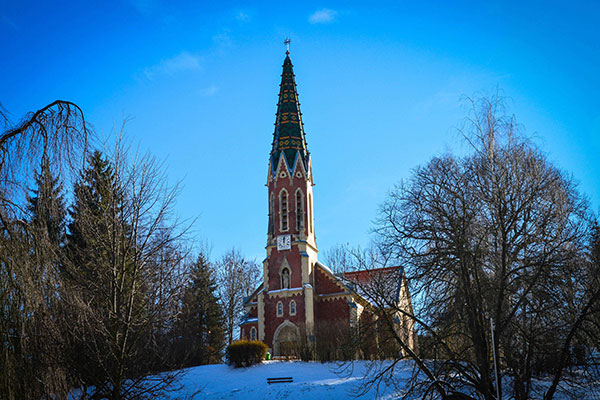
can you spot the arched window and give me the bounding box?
[308,193,313,233]
[281,267,290,289]
[277,301,283,317]
[250,327,257,340]
[280,189,288,231]
[289,300,296,316]
[268,193,274,234]
[295,189,304,231]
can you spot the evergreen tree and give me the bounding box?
[63,147,188,399]
[63,150,138,396]
[0,159,71,399]
[28,157,67,248]
[176,254,226,366]
[66,150,120,287]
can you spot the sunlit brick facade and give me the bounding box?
[240,47,415,357]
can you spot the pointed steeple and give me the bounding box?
[270,42,309,175]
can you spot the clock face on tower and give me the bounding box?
[277,234,291,251]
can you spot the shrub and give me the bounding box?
[226,340,268,368]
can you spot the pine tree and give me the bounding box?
[63,150,137,396]
[176,254,226,366]
[63,147,189,399]
[66,150,120,287]
[2,158,72,399]
[28,157,67,248]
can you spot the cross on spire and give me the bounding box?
[284,38,290,55]
[270,39,308,176]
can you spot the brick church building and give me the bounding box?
[240,45,415,357]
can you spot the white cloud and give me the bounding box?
[143,51,202,80]
[308,8,337,24]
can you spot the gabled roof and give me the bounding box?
[343,266,406,306]
[314,261,406,308]
[270,51,309,176]
[242,282,264,307]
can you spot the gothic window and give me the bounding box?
[250,327,257,341]
[295,189,304,231]
[268,193,274,234]
[290,300,296,316]
[308,193,313,233]
[280,189,288,231]
[281,267,290,289]
[277,301,283,317]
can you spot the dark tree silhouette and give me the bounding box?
[174,253,226,366]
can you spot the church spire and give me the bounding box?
[270,40,308,175]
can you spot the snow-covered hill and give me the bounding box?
[168,360,410,399]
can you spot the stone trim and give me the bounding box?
[317,293,351,302]
[267,287,303,298]
[258,291,265,340]
[278,256,291,289]
[272,320,300,356]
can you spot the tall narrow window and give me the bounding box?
[290,300,296,316]
[250,327,257,340]
[281,268,290,289]
[280,189,288,231]
[308,193,313,233]
[268,193,274,234]
[277,301,283,317]
[295,189,304,231]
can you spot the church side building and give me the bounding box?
[240,47,415,358]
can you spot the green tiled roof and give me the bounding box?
[270,53,309,175]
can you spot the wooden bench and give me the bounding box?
[267,377,293,384]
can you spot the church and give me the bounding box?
[240,44,415,358]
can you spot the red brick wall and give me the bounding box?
[240,323,258,340]
[267,248,303,290]
[314,266,344,295]
[263,293,305,350]
[315,297,349,323]
[269,165,309,238]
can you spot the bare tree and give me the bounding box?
[0,100,90,400]
[215,249,261,344]
[0,102,197,399]
[0,100,89,219]
[63,132,191,400]
[322,243,356,274]
[364,93,598,400]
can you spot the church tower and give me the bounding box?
[240,43,415,357]
[257,43,318,355]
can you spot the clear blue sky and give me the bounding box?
[1,1,598,262]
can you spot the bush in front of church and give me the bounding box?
[226,340,268,368]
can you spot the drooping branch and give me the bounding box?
[0,100,90,220]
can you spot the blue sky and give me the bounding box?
[1,1,598,262]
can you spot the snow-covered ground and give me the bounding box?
[168,360,411,399]
[165,360,600,400]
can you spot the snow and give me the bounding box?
[72,360,599,399]
[316,261,335,276]
[167,360,412,399]
[267,288,303,294]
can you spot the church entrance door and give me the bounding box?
[273,321,300,357]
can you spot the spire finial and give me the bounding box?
[284,37,290,55]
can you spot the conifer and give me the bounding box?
[176,254,226,366]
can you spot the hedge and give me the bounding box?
[226,340,268,368]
